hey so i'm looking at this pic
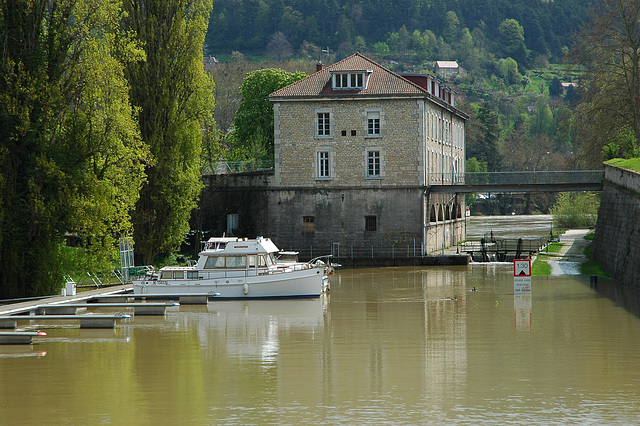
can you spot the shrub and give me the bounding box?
[550,192,599,228]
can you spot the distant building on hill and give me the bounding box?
[435,61,460,79]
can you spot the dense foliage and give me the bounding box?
[570,0,640,165]
[550,192,600,228]
[206,0,590,62]
[0,0,149,297]
[230,68,306,163]
[124,0,216,265]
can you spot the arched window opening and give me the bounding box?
[430,205,437,223]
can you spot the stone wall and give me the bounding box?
[592,164,640,290]
[196,173,464,258]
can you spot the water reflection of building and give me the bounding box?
[321,269,468,406]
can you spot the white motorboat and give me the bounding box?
[133,237,329,299]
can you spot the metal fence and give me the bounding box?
[427,170,604,186]
[289,242,429,261]
[202,160,274,175]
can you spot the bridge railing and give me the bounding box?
[203,160,274,175]
[428,170,604,186]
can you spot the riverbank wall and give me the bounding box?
[592,164,640,290]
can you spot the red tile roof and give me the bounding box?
[269,53,428,98]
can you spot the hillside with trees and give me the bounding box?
[204,0,602,214]
[206,0,590,63]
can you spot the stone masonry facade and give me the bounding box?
[268,53,467,255]
[592,164,640,290]
[196,53,468,258]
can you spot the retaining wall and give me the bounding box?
[592,164,640,290]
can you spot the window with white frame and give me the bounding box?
[332,71,368,89]
[317,112,330,136]
[367,111,380,136]
[317,151,330,178]
[367,150,381,177]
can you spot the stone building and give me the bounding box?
[263,53,468,255]
[434,61,460,79]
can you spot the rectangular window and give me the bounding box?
[204,256,226,269]
[318,151,330,178]
[303,216,315,232]
[333,72,366,89]
[317,112,330,136]
[187,271,199,279]
[367,112,380,136]
[225,256,246,269]
[365,216,377,231]
[367,151,380,177]
[226,213,238,235]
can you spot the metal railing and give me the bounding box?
[202,160,274,175]
[427,170,604,186]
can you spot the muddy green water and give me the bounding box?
[2,217,640,425]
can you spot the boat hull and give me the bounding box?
[133,268,324,299]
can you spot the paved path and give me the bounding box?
[545,229,591,276]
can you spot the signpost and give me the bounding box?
[514,259,532,330]
[513,259,531,294]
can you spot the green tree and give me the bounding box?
[0,0,148,298]
[470,102,502,171]
[548,77,563,98]
[373,41,390,57]
[499,57,521,85]
[498,18,527,65]
[550,193,600,228]
[570,0,640,165]
[443,11,461,44]
[231,68,306,163]
[123,0,215,265]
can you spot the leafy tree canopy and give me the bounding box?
[0,0,149,297]
[124,0,216,265]
[231,68,306,164]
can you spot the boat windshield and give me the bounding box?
[265,253,275,267]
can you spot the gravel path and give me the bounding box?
[546,229,591,276]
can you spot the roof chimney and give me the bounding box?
[316,62,323,72]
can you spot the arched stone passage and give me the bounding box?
[430,205,437,222]
[445,204,451,220]
[438,205,444,221]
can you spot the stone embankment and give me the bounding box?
[592,164,640,290]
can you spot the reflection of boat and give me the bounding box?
[133,237,329,299]
[200,298,327,360]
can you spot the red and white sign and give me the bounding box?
[514,259,531,277]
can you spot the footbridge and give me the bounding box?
[426,170,604,194]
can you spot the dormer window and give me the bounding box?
[331,70,371,90]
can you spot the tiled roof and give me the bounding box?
[436,61,459,68]
[270,53,427,98]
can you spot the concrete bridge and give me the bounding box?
[426,171,604,194]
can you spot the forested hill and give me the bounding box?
[206,0,592,60]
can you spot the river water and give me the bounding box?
[2,216,640,425]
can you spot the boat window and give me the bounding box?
[187,271,198,279]
[173,271,184,279]
[226,256,246,268]
[204,256,226,269]
[247,255,257,267]
[265,253,275,267]
[161,271,173,279]
[258,255,267,267]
